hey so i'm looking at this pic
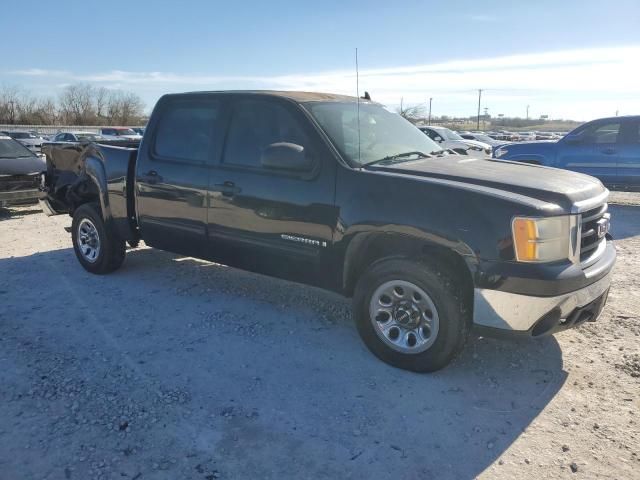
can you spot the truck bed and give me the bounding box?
[41,140,140,241]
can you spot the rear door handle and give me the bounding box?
[601,148,617,155]
[213,181,241,197]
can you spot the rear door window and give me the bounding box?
[153,100,222,163]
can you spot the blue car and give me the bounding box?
[494,115,640,190]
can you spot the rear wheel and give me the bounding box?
[353,258,470,372]
[72,203,126,274]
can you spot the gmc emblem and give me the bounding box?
[596,217,610,238]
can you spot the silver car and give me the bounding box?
[1,131,44,153]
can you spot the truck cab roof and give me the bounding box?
[169,90,375,105]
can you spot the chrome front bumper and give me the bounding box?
[473,271,612,333]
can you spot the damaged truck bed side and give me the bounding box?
[41,139,141,245]
[39,91,615,373]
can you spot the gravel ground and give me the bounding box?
[0,196,639,480]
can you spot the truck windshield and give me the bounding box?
[0,138,35,158]
[305,102,441,166]
[8,132,36,139]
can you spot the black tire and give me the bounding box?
[71,203,126,274]
[353,258,470,372]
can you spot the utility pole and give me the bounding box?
[428,97,432,125]
[526,105,530,120]
[476,89,482,130]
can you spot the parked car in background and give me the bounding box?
[518,132,537,142]
[459,132,507,148]
[494,115,640,189]
[99,127,143,141]
[51,131,107,143]
[487,131,515,141]
[0,134,46,207]
[534,131,559,141]
[1,130,44,153]
[40,90,615,372]
[419,125,491,156]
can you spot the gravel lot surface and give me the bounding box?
[1,194,639,480]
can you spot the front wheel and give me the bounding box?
[71,203,126,274]
[353,258,470,372]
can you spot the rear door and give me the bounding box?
[557,120,620,185]
[135,95,226,257]
[616,118,640,188]
[206,95,337,287]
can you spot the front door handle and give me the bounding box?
[213,181,242,197]
[601,148,617,155]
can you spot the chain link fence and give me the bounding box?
[0,125,145,136]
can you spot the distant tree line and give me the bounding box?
[0,84,146,125]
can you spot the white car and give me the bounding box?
[51,131,107,143]
[419,126,491,157]
[99,127,143,141]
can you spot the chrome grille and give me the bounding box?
[0,174,40,192]
[579,202,609,264]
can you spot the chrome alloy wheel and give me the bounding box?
[369,280,440,354]
[77,218,101,263]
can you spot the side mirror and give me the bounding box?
[261,142,312,171]
[436,137,444,143]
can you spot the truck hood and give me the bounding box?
[367,156,605,213]
[0,155,46,176]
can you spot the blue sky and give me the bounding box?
[2,0,639,120]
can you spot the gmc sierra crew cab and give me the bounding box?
[39,91,616,372]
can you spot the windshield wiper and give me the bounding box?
[364,151,430,167]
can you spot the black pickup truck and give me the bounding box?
[40,91,616,372]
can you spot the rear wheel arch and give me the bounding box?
[64,156,111,222]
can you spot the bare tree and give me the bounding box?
[58,84,95,124]
[94,87,110,122]
[397,97,425,124]
[57,84,145,125]
[0,85,22,124]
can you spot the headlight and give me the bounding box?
[512,216,573,263]
[494,147,507,158]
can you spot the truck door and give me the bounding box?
[135,96,226,257]
[206,96,338,288]
[615,118,640,189]
[558,120,620,186]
